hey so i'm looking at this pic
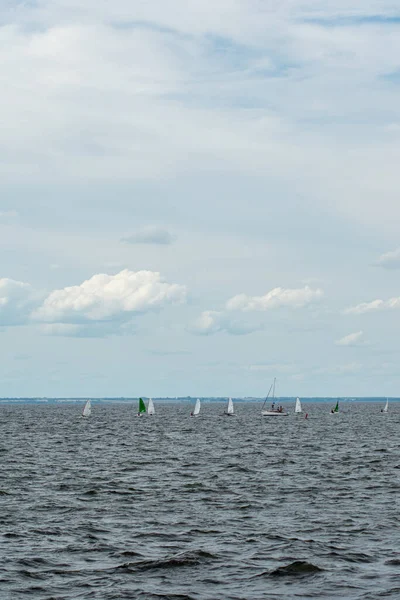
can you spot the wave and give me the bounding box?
[328,551,375,563]
[257,561,324,578]
[115,550,218,573]
[134,594,196,600]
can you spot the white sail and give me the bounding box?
[82,400,91,417]
[295,397,302,413]
[383,399,389,413]
[225,397,234,415]
[193,398,201,416]
[148,398,155,415]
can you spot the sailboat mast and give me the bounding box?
[261,381,274,410]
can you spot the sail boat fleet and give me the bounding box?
[79,386,391,418]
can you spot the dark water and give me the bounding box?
[1,402,399,600]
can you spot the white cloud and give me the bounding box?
[247,363,295,373]
[40,321,137,337]
[1,0,400,234]
[375,248,400,269]
[226,286,323,311]
[316,362,362,375]
[335,331,364,346]
[191,311,222,335]
[33,269,187,324]
[190,310,259,336]
[290,373,305,382]
[121,226,175,245]
[344,297,400,315]
[0,210,18,218]
[0,277,38,325]
[41,323,85,336]
[0,269,186,336]
[0,0,399,257]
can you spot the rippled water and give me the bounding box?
[1,402,399,599]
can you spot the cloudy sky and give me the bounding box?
[1,0,400,397]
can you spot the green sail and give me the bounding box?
[334,400,339,412]
[139,398,146,413]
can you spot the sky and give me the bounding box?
[1,0,400,397]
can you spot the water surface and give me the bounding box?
[1,402,399,599]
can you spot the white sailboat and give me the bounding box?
[224,397,236,416]
[191,398,201,417]
[261,379,288,416]
[381,398,389,413]
[294,397,302,414]
[82,400,91,417]
[147,398,155,415]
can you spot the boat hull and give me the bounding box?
[261,411,288,416]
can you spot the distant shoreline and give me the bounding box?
[0,397,398,404]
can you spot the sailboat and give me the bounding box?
[82,399,91,417]
[294,397,302,414]
[381,398,389,413]
[330,400,339,414]
[147,398,155,415]
[261,379,288,416]
[137,397,146,417]
[224,397,236,416]
[191,398,201,417]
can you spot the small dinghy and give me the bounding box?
[137,397,146,417]
[294,397,302,414]
[224,397,236,416]
[147,398,155,415]
[82,400,91,417]
[191,398,201,417]
[330,400,339,414]
[381,399,389,413]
